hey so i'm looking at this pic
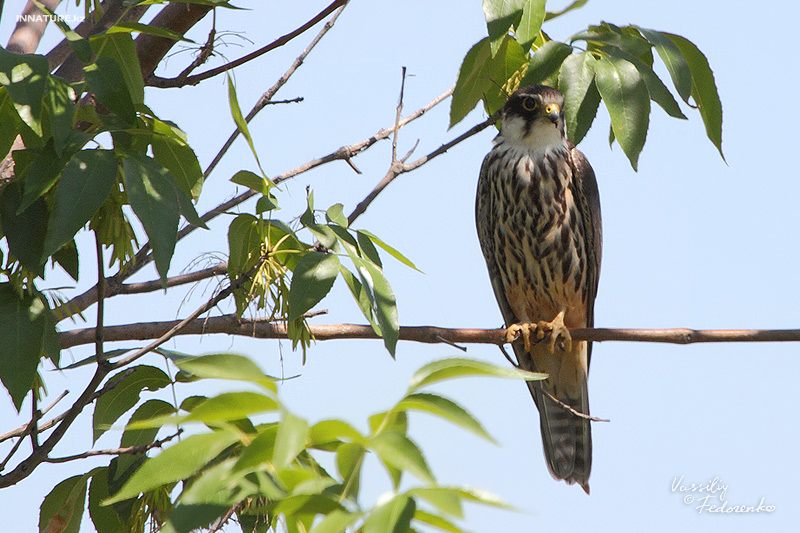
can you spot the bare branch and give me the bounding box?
[44,430,183,463]
[146,0,349,88]
[59,319,800,351]
[6,0,61,55]
[203,2,346,179]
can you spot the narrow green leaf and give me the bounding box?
[635,27,692,102]
[664,32,724,159]
[122,152,181,283]
[90,32,144,106]
[413,509,464,533]
[452,487,516,510]
[409,488,464,518]
[363,494,416,533]
[1,181,48,275]
[0,284,47,410]
[175,353,277,392]
[151,129,204,201]
[371,430,434,486]
[182,391,279,424]
[272,411,310,469]
[340,266,380,332]
[360,260,399,356]
[515,0,547,50]
[544,0,588,21]
[105,430,240,504]
[359,230,422,272]
[356,231,382,268]
[108,21,194,43]
[558,51,601,144]
[288,251,339,321]
[93,365,171,443]
[43,149,118,259]
[226,72,266,176]
[519,40,574,87]
[594,55,650,170]
[309,510,362,533]
[39,474,88,533]
[84,58,136,125]
[44,75,80,156]
[231,169,269,195]
[408,357,547,394]
[397,393,497,444]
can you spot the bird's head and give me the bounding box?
[499,85,567,152]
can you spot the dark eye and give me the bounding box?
[521,97,538,111]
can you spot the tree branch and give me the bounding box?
[146,0,349,88]
[6,0,61,55]
[59,319,800,351]
[44,430,183,463]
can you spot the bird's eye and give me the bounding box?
[521,97,538,111]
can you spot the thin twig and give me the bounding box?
[537,386,610,423]
[95,234,105,361]
[391,67,407,164]
[147,0,349,88]
[44,430,183,463]
[203,3,345,179]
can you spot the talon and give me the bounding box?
[542,310,572,353]
[505,322,536,353]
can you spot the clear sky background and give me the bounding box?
[1,1,799,531]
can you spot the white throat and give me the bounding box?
[498,114,567,155]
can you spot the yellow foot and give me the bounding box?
[505,322,545,353]
[537,310,572,353]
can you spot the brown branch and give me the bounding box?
[59,319,800,351]
[146,0,349,88]
[6,0,61,55]
[202,2,346,179]
[44,430,183,463]
[0,391,68,445]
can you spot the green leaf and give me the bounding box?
[515,0,547,50]
[227,72,266,176]
[273,411,310,469]
[358,230,422,272]
[181,391,279,424]
[122,152,181,284]
[545,0,588,21]
[325,203,348,227]
[602,45,686,119]
[31,0,94,63]
[93,365,171,443]
[18,139,68,213]
[114,399,176,485]
[558,51,601,144]
[288,251,340,321]
[451,486,516,510]
[356,231,382,268]
[231,169,269,195]
[363,494,416,533]
[108,21,195,43]
[234,424,280,474]
[408,488,463,519]
[309,510,362,533]
[482,0,524,54]
[151,126,204,201]
[39,473,88,533]
[43,149,118,258]
[88,467,127,533]
[175,353,277,392]
[594,55,650,170]
[664,32,724,159]
[0,89,20,157]
[309,419,364,446]
[336,442,365,498]
[635,27,692,103]
[339,266,380,332]
[519,40,574,87]
[408,357,546,394]
[359,259,399,356]
[450,38,492,127]
[51,239,79,281]
[1,181,48,276]
[105,430,240,504]
[84,57,136,125]
[0,48,49,136]
[371,430,434,486]
[44,75,80,156]
[413,509,464,533]
[397,393,497,444]
[483,36,529,118]
[90,32,144,106]
[227,214,262,274]
[0,284,47,410]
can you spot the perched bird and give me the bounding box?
[476,85,602,493]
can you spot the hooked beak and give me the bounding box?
[545,103,560,124]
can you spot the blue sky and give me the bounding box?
[1,1,798,531]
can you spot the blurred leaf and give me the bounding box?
[93,365,171,443]
[545,0,588,21]
[408,488,463,519]
[0,284,48,410]
[84,57,136,125]
[515,0,546,50]
[558,51,601,144]
[664,32,724,159]
[451,487,516,510]
[413,509,464,533]
[309,510,362,533]
[273,411,310,469]
[181,392,279,424]
[363,494,415,533]
[519,40,573,87]
[0,48,48,135]
[39,473,89,533]
[122,152,181,284]
[43,149,118,259]
[176,353,277,392]
[371,430,434,486]
[594,55,650,169]
[635,27,692,102]
[397,393,496,444]
[336,442,365,499]
[91,32,144,106]
[288,251,339,321]
[1,181,48,276]
[309,419,364,446]
[105,430,240,504]
[231,169,269,195]
[408,357,546,393]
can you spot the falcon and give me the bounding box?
[476,85,602,493]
